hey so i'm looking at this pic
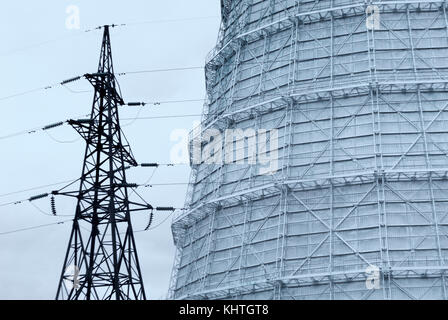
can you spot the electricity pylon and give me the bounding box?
[55,25,150,300]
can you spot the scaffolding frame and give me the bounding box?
[169,0,448,300]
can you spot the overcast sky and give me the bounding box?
[0,0,220,299]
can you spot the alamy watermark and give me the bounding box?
[65,5,81,30]
[170,123,279,175]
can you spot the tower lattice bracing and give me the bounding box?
[56,26,148,300]
[169,0,448,299]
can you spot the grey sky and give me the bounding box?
[0,0,220,299]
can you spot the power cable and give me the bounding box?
[28,201,73,218]
[43,130,81,144]
[135,210,176,233]
[61,84,91,94]
[122,104,146,128]
[2,54,363,103]
[29,201,58,217]
[7,179,448,210]
[0,85,57,102]
[0,220,72,237]
[0,67,204,103]
[0,112,200,142]
[122,114,202,120]
[3,93,419,143]
[0,163,184,202]
[0,179,76,199]
[123,15,219,27]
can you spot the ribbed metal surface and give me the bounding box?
[169,0,448,299]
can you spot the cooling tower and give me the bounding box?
[169,0,448,299]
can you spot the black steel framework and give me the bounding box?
[56,26,149,300]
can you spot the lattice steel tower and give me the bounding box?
[56,26,148,300]
[169,0,448,299]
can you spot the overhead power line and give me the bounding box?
[0,179,77,199]
[117,66,203,76]
[1,86,412,141]
[0,116,83,142]
[1,16,219,57]
[0,162,187,202]
[0,111,203,142]
[0,77,83,103]
[123,114,201,120]
[0,207,177,236]
[123,15,219,26]
[3,56,352,103]
[0,186,188,210]
[138,210,176,232]
[0,85,58,102]
[0,67,206,103]
[3,55,343,102]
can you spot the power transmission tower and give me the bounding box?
[55,25,150,300]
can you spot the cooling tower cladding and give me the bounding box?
[169,0,448,299]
